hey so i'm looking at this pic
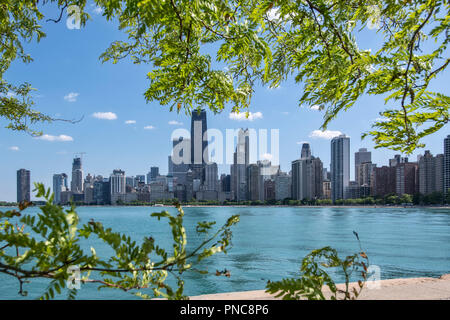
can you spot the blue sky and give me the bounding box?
[1,2,449,201]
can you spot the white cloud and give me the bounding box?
[310,105,321,111]
[9,146,19,151]
[144,125,155,130]
[309,130,343,140]
[229,111,263,121]
[125,120,136,125]
[168,120,183,126]
[296,141,309,145]
[281,111,289,115]
[93,6,103,14]
[35,134,74,142]
[92,112,117,120]
[64,92,79,102]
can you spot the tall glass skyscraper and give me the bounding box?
[71,157,83,193]
[53,173,68,204]
[190,109,208,182]
[17,169,30,203]
[331,135,350,202]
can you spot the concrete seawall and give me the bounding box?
[189,274,450,300]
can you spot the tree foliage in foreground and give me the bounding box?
[266,232,370,300]
[0,0,449,152]
[0,183,240,300]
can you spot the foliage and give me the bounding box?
[0,1,448,152]
[266,232,370,300]
[95,0,449,153]
[0,183,240,300]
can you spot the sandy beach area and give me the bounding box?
[189,274,450,300]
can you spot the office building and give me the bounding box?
[53,173,68,204]
[331,135,350,202]
[17,169,31,203]
[355,148,371,184]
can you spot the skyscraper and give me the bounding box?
[147,167,159,183]
[71,157,83,194]
[331,134,350,202]
[396,162,418,195]
[355,148,371,184]
[17,169,30,203]
[204,162,219,191]
[53,173,68,204]
[171,136,191,185]
[291,155,323,200]
[110,169,126,196]
[444,135,450,194]
[419,150,444,195]
[190,109,208,182]
[301,143,311,159]
[231,128,250,201]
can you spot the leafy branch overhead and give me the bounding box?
[1,0,449,152]
[0,183,240,300]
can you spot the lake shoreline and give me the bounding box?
[188,274,450,300]
[1,204,449,209]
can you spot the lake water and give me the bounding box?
[1,206,449,299]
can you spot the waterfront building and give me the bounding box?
[110,169,126,204]
[358,161,376,190]
[331,135,350,202]
[275,172,291,201]
[444,135,450,194]
[17,169,31,203]
[93,178,111,205]
[71,157,83,194]
[322,180,331,199]
[292,146,323,201]
[396,162,418,195]
[53,173,68,204]
[371,166,397,197]
[231,128,250,201]
[418,150,444,195]
[355,148,371,184]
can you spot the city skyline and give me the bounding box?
[1,3,449,201]
[10,115,450,204]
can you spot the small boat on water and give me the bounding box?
[153,203,164,207]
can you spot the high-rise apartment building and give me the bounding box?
[292,145,323,201]
[396,162,418,195]
[418,150,444,195]
[53,173,68,204]
[71,157,83,194]
[355,148,371,184]
[275,172,291,201]
[17,169,30,203]
[371,166,396,197]
[331,135,350,202]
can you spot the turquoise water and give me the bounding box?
[1,206,449,299]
